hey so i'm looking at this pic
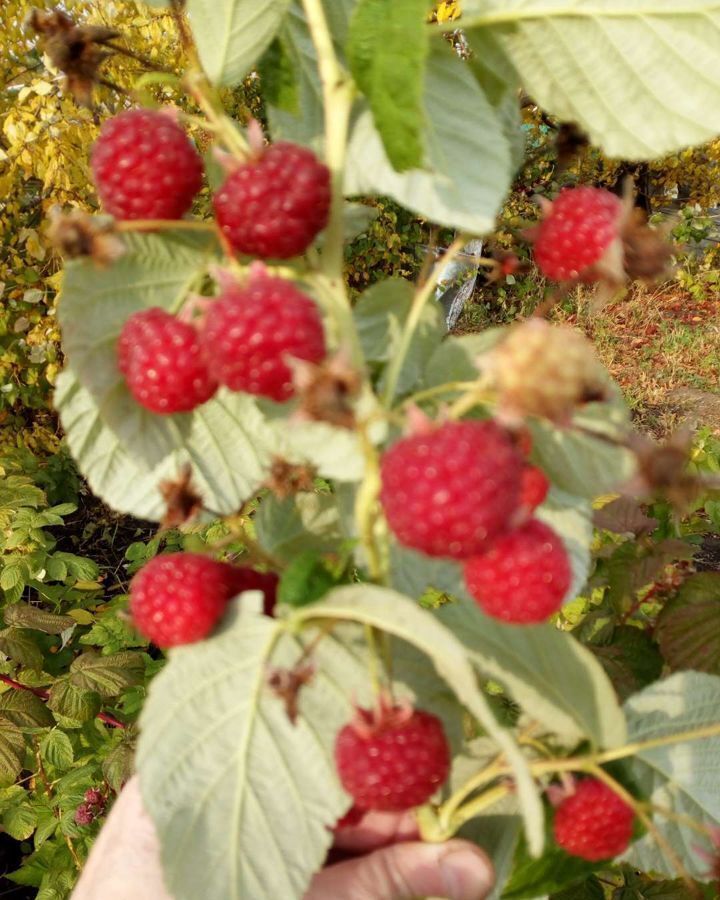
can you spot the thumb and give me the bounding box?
[306,839,494,900]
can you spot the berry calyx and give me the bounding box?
[118,308,217,414]
[380,419,523,559]
[533,186,622,282]
[335,701,450,812]
[214,142,331,259]
[464,519,571,624]
[520,465,550,513]
[553,778,634,861]
[91,109,203,221]
[130,552,241,647]
[200,271,326,402]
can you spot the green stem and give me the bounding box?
[382,235,468,406]
[395,380,480,412]
[116,219,216,233]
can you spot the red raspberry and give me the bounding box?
[379,420,523,559]
[118,308,217,414]
[520,465,550,513]
[84,788,105,808]
[200,272,326,402]
[533,187,622,281]
[226,568,279,617]
[130,552,240,647]
[214,142,330,258]
[91,109,203,221]
[554,778,634,861]
[464,519,571,624]
[335,703,450,812]
[74,803,96,826]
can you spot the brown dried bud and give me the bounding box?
[620,207,675,282]
[483,319,609,425]
[264,458,317,500]
[46,207,125,266]
[267,661,315,724]
[291,351,362,430]
[158,464,203,530]
[28,8,120,107]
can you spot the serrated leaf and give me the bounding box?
[256,492,344,562]
[103,741,135,792]
[47,679,101,724]
[56,371,276,522]
[187,0,292,87]
[593,496,658,537]
[39,730,74,769]
[437,598,627,748]
[655,573,720,674]
[292,586,544,855]
[346,40,512,233]
[591,627,664,702]
[0,627,44,670]
[3,800,37,840]
[0,690,55,729]
[33,808,58,848]
[138,602,347,900]
[4,603,75,634]
[277,551,337,607]
[620,671,720,878]
[70,651,144,698]
[0,564,25,592]
[462,1,720,160]
[347,0,428,171]
[354,277,445,398]
[502,830,599,899]
[423,329,505,388]
[0,722,26,787]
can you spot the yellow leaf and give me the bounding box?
[67,608,96,625]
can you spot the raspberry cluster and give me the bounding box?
[74,787,107,826]
[129,552,278,648]
[379,420,569,624]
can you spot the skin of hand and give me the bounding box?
[71,777,495,900]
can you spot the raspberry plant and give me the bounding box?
[40,0,720,898]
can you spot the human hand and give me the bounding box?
[71,777,494,900]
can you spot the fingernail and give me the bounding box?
[438,845,494,900]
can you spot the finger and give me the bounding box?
[71,776,173,900]
[307,839,494,900]
[334,810,419,852]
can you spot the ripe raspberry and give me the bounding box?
[74,802,96,826]
[118,308,217,414]
[91,109,203,221]
[533,186,622,281]
[335,703,450,812]
[554,778,634,861]
[214,143,330,258]
[464,519,571,624]
[487,319,608,424]
[200,272,326,402]
[226,568,279,617]
[130,552,240,647]
[520,465,550,513]
[380,420,523,559]
[84,788,105,808]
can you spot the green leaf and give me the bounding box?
[256,492,345,562]
[4,800,37,840]
[0,627,44,670]
[138,603,347,900]
[34,808,59,848]
[461,1,720,160]
[47,679,101,724]
[590,626,664,702]
[502,832,598,899]
[186,0,292,87]
[292,585,544,855]
[347,0,428,171]
[39,730,74,769]
[70,651,144,698]
[4,602,75,634]
[354,278,444,397]
[621,671,720,878]
[423,329,505,389]
[0,722,25,787]
[56,371,276,522]
[102,740,135,792]
[655,573,720,674]
[0,563,25,592]
[0,690,55,728]
[437,598,627,748]
[345,39,512,233]
[277,551,338,607]
[537,488,593,603]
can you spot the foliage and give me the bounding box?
[2,1,720,899]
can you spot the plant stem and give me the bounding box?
[183,70,248,158]
[0,674,125,729]
[445,783,512,833]
[395,381,480,411]
[116,219,216,233]
[382,235,468,406]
